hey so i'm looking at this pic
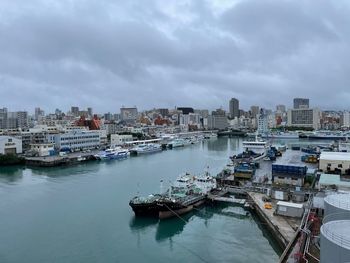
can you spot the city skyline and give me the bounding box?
[1,0,350,112]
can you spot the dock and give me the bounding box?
[247,192,300,249]
[25,150,99,167]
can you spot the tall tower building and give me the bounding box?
[229,98,239,119]
[250,106,260,118]
[293,98,309,109]
[0,107,8,129]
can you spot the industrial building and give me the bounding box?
[272,164,307,187]
[319,152,350,175]
[0,136,22,154]
[318,173,350,191]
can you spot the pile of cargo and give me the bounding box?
[301,154,318,163]
[234,162,256,179]
[272,164,307,177]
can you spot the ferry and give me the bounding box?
[94,147,129,160]
[242,136,268,155]
[130,143,162,155]
[168,138,186,148]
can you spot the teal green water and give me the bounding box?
[0,138,281,263]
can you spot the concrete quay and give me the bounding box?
[25,150,100,167]
[247,192,301,249]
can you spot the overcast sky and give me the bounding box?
[1,0,350,113]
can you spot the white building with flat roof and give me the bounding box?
[319,152,350,175]
[0,136,22,155]
[287,108,321,130]
[54,130,100,152]
[111,134,133,146]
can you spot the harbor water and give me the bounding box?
[0,138,282,263]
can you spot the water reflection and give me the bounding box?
[206,138,228,152]
[155,212,195,242]
[129,216,159,233]
[0,166,24,183]
[29,161,102,178]
[250,212,283,255]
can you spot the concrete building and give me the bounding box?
[30,143,54,157]
[35,107,45,121]
[179,113,201,128]
[275,201,304,218]
[71,106,79,116]
[110,134,133,146]
[318,174,350,191]
[0,107,8,129]
[120,107,138,122]
[276,104,286,113]
[250,106,260,118]
[54,130,100,152]
[319,152,350,175]
[287,108,321,129]
[341,111,350,128]
[229,98,239,119]
[293,98,309,109]
[87,107,93,117]
[257,109,268,135]
[0,136,22,154]
[207,115,228,130]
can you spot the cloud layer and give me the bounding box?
[1,0,350,113]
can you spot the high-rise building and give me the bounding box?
[250,106,260,118]
[120,107,138,121]
[293,98,309,109]
[87,107,93,117]
[0,108,8,129]
[257,109,268,134]
[287,108,320,129]
[229,98,239,118]
[17,111,28,129]
[341,111,350,128]
[35,107,45,121]
[6,112,17,129]
[71,106,79,116]
[276,105,286,113]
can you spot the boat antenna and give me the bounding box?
[160,180,164,194]
[136,182,140,196]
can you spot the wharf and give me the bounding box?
[247,192,300,249]
[25,150,99,167]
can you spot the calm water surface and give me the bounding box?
[0,138,281,263]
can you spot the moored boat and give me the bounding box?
[130,143,162,155]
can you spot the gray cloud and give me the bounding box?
[0,0,350,113]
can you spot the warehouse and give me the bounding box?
[319,152,350,175]
[0,136,22,155]
[275,201,304,218]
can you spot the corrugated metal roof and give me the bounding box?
[320,152,350,161]
[276,201,304,209]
